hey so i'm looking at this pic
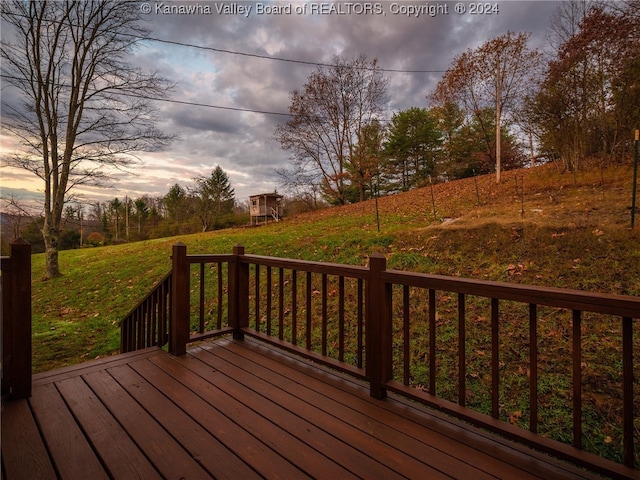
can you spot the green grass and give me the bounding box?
[30,162,640,370]
[25,162,640,463]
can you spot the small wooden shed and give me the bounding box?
[249,193,283,225]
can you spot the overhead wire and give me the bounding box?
[1,10,448,120]
[131,34,447,74]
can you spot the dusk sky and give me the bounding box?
[1,1,563,209]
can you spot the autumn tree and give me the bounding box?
[431,31,543,182]
[346,119,385,202]
[275,55,388,205]
[383,107,442,191]
[1,1,173,278]
[532,3,640,169]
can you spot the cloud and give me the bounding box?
[1,0,561,206]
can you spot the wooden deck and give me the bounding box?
[2,337,607,480]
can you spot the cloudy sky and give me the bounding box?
[1,0,563,209]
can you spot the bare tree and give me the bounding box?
[1,1,173,278]
[0,194,41,241]
[546,0,593,54]
[275,55,388,205]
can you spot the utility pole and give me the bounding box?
[495,57,502,183]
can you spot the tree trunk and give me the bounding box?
[42,221,61,279]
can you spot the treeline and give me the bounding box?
[276,1,639,206]
[1,166,250,253]
[79,166,243,246]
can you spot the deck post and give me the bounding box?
[1,238,32,400]
[229,245,249,340]
[170,243,189,355]
[367,253,392,399]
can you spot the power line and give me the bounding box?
[133,34,447,74]
[1,74,401,122]
[3,9,448,73]
[0,73,294,117]
[129,92,295,117]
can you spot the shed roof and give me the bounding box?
[249,193,283,199]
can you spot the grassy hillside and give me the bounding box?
[31,162,640,373]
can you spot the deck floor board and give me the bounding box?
[2,337,606,480]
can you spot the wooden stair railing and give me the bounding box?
[120,272,171,353]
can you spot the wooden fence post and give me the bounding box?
[170,243,189,355]
[367,253,392,399]
[229,245,249,340]
[2,238,32,400]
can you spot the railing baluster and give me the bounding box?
[199,263,205,334]
[622,316,634,468]
[572,309,582,449]
[278,268,284,340]
[357,278,364,369]
[429,289,436,394]
[458,293,466,407]
[529,303,538,434]
[137,302,145,349]
[338,276,345,362]
[491,297,499,419]
[306,271,312,350]
[255,264,261,332]
[217,262,223,330]
[322,273,328,356]
[403,285,410,386]
[292,270,298,345]
[266,266,272,336]
[149,290,157,346]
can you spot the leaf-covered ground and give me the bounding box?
[27,161,640,463]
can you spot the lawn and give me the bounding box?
[24,162,640,464]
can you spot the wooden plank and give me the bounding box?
[149,352,355,479]
[206,342,506,480]
[81,369,211,479]
[107,362,261,480]
[125,357,309,480]
[192,344,453,479]
[230,339,602,480]
[1,400,57,480]
[29,383,109,480]
[172,346,418,479]
[54,376,161,480]
[32,347,163,386]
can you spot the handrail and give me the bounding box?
[383,269,640,317]
[121,243,640,477]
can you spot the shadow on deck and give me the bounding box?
[2,337,604,480]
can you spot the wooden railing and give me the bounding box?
[121,243,640,478]
[1,239,32,401]
[120,272,172,353]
